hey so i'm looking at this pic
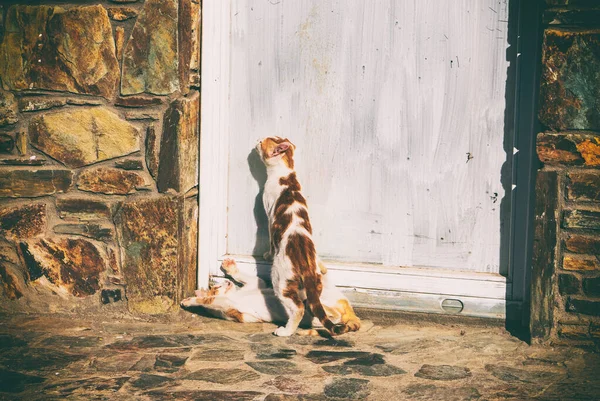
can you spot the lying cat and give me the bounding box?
[255,136,350,336]
[181,258,360,335]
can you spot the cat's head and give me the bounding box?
[255,136,296,169]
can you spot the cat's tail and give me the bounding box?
[304,275,348,336]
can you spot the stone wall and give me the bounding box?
[532,0,600,346]
[0,0,200,314]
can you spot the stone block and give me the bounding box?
[565,234,600,254]
[53,223,113,241]
[557,323,590,341]
[0,88,18,127]
[114,159,144,170]
[0,203,46,240]
[18,97,65,112]
[0,5,119,98]
[145,124,159,178]
[0,260,27,300]
[566,298,600,316]
[563,209,600,230]
[78,167,146,195]
[0,134,14,153]
[106,7,137,21]
[583,277,600,297]
[115,96,163,108]
[55,198,111,220]
[563,255,600,271]
[539,29,600,130]
[20,238,105,297]
[178,0,194,95]
[544,8,600,25]
[189,0,201,87]
[181,194,198,299]
[157,91,199,194]
[0,170,72,198]
[537,132,600,166]
[567,172,600,202]
[29,108,140,169]
[530,170,558,340]
[15,132,27,156]
[115,26,125,63]
[121,0,179,95]
[114,197,180,313]
[559,273,581,295]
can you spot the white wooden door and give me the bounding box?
[200,0,514,318]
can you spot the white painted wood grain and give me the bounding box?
[198,1,231,289]
[223,0,511,275]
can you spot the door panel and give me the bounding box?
[226,0,510,273]
[200,0,516,318]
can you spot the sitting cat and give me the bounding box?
[181,258,360,335]
[255,136,349,336]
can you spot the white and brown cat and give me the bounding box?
[255,136,357,337]
[181,258,360,336]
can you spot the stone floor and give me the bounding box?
[0,309,598,401]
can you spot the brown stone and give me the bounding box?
[567,172,600,201]
[18,97,65,112]
[0,158,46,166]
[0,260,27,299]
[115,96,163,108]
[557,323,590,341]
[115,27,125,64]
[121,0,179,95]
[0,170,72,198]
[56,198,111,220]
[539,29,600,130]
[563,255,600,271]
[178,0,193,95]
[0,134,14,153]
[563,209,600,230]
[66,98,103,106]
[536,132,600,166]
[114,159,144,170]
[530,170,557,340]
[0,203,46,240]
[157,91,199,193]
[181,194,198,298]
[0,88,18,127]
[189,1,201,87]
[29,108,140,169]
[20,238,105,296]
[124,112,160,121]
[566,298,600,317]
[0,5,119,99]
[558,273,580,295]
[53,223,113,241]
[114,197,180,313]
[107,7,138,21]
[544,8,600,26]
[565,234,600,254]
[78,167,146,195]
[15,132,27,156]
[145,124,159,178]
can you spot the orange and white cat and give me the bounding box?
[181,258,360,335]
[255,136,355,336]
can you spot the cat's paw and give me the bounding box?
[263,251,273,261]
[180,297,197,307]
[273,326,294,337]
[221,258,239,276]
[194,289,207,297]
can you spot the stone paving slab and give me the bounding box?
[0,311,598,400]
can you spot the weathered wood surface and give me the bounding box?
[223,0,511,274]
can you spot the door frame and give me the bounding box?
[198,0,541,320]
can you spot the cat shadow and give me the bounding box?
[246,149,289,324]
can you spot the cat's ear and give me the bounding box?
[271,142,291,157]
